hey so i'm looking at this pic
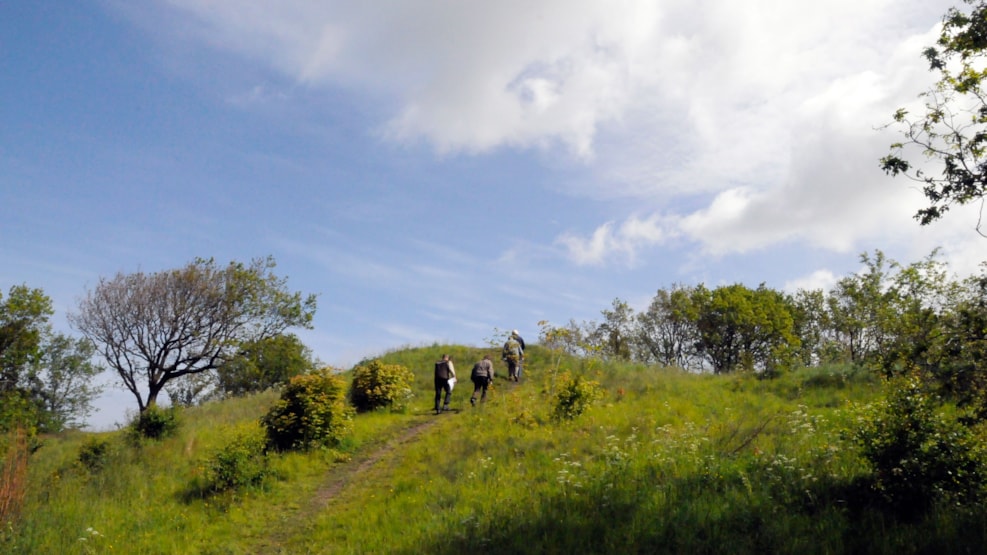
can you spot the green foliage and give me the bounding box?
[9,344,987,554]
[217,334,316,398]
[880,0,987,227]
[128,405,181,442]
[551,371,604,421]
[0,285,53,393]
[33,333,104,432]
[589,298,635,361]
[0,392,41,437]
[636,284,699,368]
[76,437,111,473]
[848,374,987,510]
[692,283,799,374]
[70,256,317,412]
[205,424,269,492]
[0,286,54,434]
[930,267,987,416]
[348,359,415,413]
[262,369,354,451]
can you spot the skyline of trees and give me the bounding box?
[2,248,984,431]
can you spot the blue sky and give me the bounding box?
[3,0,984,429]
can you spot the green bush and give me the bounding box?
[349,359,415,413]
[206,424,269,492]
[262,369,355,451]
[552,371,604,421]
[77,437,112,473]
[129,405,181,442]
[848,373,987,510]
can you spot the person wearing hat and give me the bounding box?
[502,332,524,382]
[511,330,526,378]
[512,330,526,351]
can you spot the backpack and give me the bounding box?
[502,339,521,362]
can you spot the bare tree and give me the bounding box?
[70,257,317,412]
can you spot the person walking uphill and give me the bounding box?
[502,333,523,382]
[470,354,494,406]
[511,329,526,378]
[434,354,456,414]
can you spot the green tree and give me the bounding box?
[826,250,958,377]
[692,283,799,374]
[788,288,830,366]
[0,285,52,395]
[880,0,987,231]
[70,257,317,412]
[216,334,316,398]
[0,286,53,432]
[929,264,987,416]
[590,298,635,361]
[33,333,104,431]
[826,251,897,366]
[636,284,700,370]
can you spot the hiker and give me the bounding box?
[502,333,523,382]
[511,329,526,378]
[434,354,456,413]
[470,354,495,406]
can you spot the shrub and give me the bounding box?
[77,437,112,473]
[128,405,181,442]
[206,424,269,492]
[349,359,415,413]
[848,373,987,511]
[262,369,355,451]
[552,371,604,421]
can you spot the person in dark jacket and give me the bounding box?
[469,354,494,406]
[434,354,456,413]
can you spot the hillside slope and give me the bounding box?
[5,345,987,554]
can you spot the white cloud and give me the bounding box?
[783,270,840,294]
[553,2,968,266]
[144,0,977,271]
[556,214,674,266]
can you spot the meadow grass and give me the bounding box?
[3,345,987,554]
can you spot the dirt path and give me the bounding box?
[253,416,440,553]
[308,417,438,508]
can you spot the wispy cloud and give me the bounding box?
[134,0,974,277]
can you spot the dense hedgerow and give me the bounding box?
[261,369,354,451]
[349,359,415,413]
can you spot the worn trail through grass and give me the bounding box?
[253,415,441,553]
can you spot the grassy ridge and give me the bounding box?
[3,345,986,554]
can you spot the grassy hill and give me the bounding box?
[3,344,987,554]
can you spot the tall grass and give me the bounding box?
[0,428,29,528]
[3,345,987,554]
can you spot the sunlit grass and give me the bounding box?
[4,345,987,553]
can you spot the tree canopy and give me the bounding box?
[1,285,103,432]
[70,257,317,412]
[0,285,53,395]
[881,0,987,232]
